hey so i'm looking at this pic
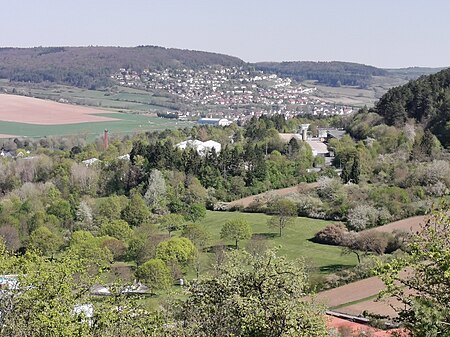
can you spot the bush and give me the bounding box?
[296,195,325,218]
[135,258,172,291]
[346,204,379,231]
[312,223,348,245]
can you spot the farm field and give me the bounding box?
[368,215,425,234]
[306,75,408,107]
[0,116,192,139]
[0,94,192,138]
[314,215,428,318]
[0,94,118,124]
[0,81,178,113]
[316,276,387,312]
[201,211,357,273]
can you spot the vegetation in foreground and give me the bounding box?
[0,244,327,337]
[376,207,450,337]
[0,65,449,335]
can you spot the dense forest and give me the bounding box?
[253,61,387,87]
[0,46,244,89]
[372,68,450,147]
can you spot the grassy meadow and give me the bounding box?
[200,211,357,274]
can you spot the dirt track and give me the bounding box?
[226,182,318,208]
[0,94,118,125]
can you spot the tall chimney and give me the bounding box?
[103,129,109,149]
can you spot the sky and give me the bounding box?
[1,0,449,68]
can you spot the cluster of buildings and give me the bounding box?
[279,125,346,167]
[111,66,354,121]
[175,139,221,156]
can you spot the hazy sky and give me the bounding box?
[1,0,449,68]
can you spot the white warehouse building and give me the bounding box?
[176,139,222,156]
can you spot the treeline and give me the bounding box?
[0,46,244,89]
[253,61,387,87]
[374,67,450,147]
[130,115,323,203]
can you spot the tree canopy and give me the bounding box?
[220,217,252,249]
[173,248,327,337]
[376,206,450,336]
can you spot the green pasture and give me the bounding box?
[0,81,177,113]
[0,113,193,139]
[200,211,357,274]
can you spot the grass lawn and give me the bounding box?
[201,211,357,274]
[0,113,193,139]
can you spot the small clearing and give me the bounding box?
[225,182,318,209]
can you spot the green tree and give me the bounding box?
[220,217,252,249]
[0,242,165,337]
[172,249,327,337]
[69,230,113,270]
[267,199,297,237]
[47,199,73,227]
[159,213,185,236]
[156,237,196,267]
[135,258,172,292]
[376,207,450,336]
[350,153,361,184]
[181,223,210,250]
[184,203,206,223]
[121,192,150,227]
[28,226,63,256]
[97,195,126,222]
[99,219,133,242]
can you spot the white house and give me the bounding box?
[82,158,100,166]
[176,139,221,156]
[197,118,232,127]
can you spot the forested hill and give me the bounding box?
[253,61,387,87]
[0,46,244,88]
[374,67,450,147]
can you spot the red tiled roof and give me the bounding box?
[327,316,409,337]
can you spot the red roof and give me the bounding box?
[327,316,409,337]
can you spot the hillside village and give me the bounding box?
[111,66,354,121]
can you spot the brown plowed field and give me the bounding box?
[0,94,119,125]
[316,276,401,317]
[368,215,425,234]
[0,134,17,138]
[315,276,386,308]
[338,296,400,317]
[226,182,318,208]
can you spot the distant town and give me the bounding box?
[112,66,354,122]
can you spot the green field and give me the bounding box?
[201,211,357,274]
[0,80,178,113]
[0,113,193,139]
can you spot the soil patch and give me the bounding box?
[226,182,318,209]
[0,94,119,125]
